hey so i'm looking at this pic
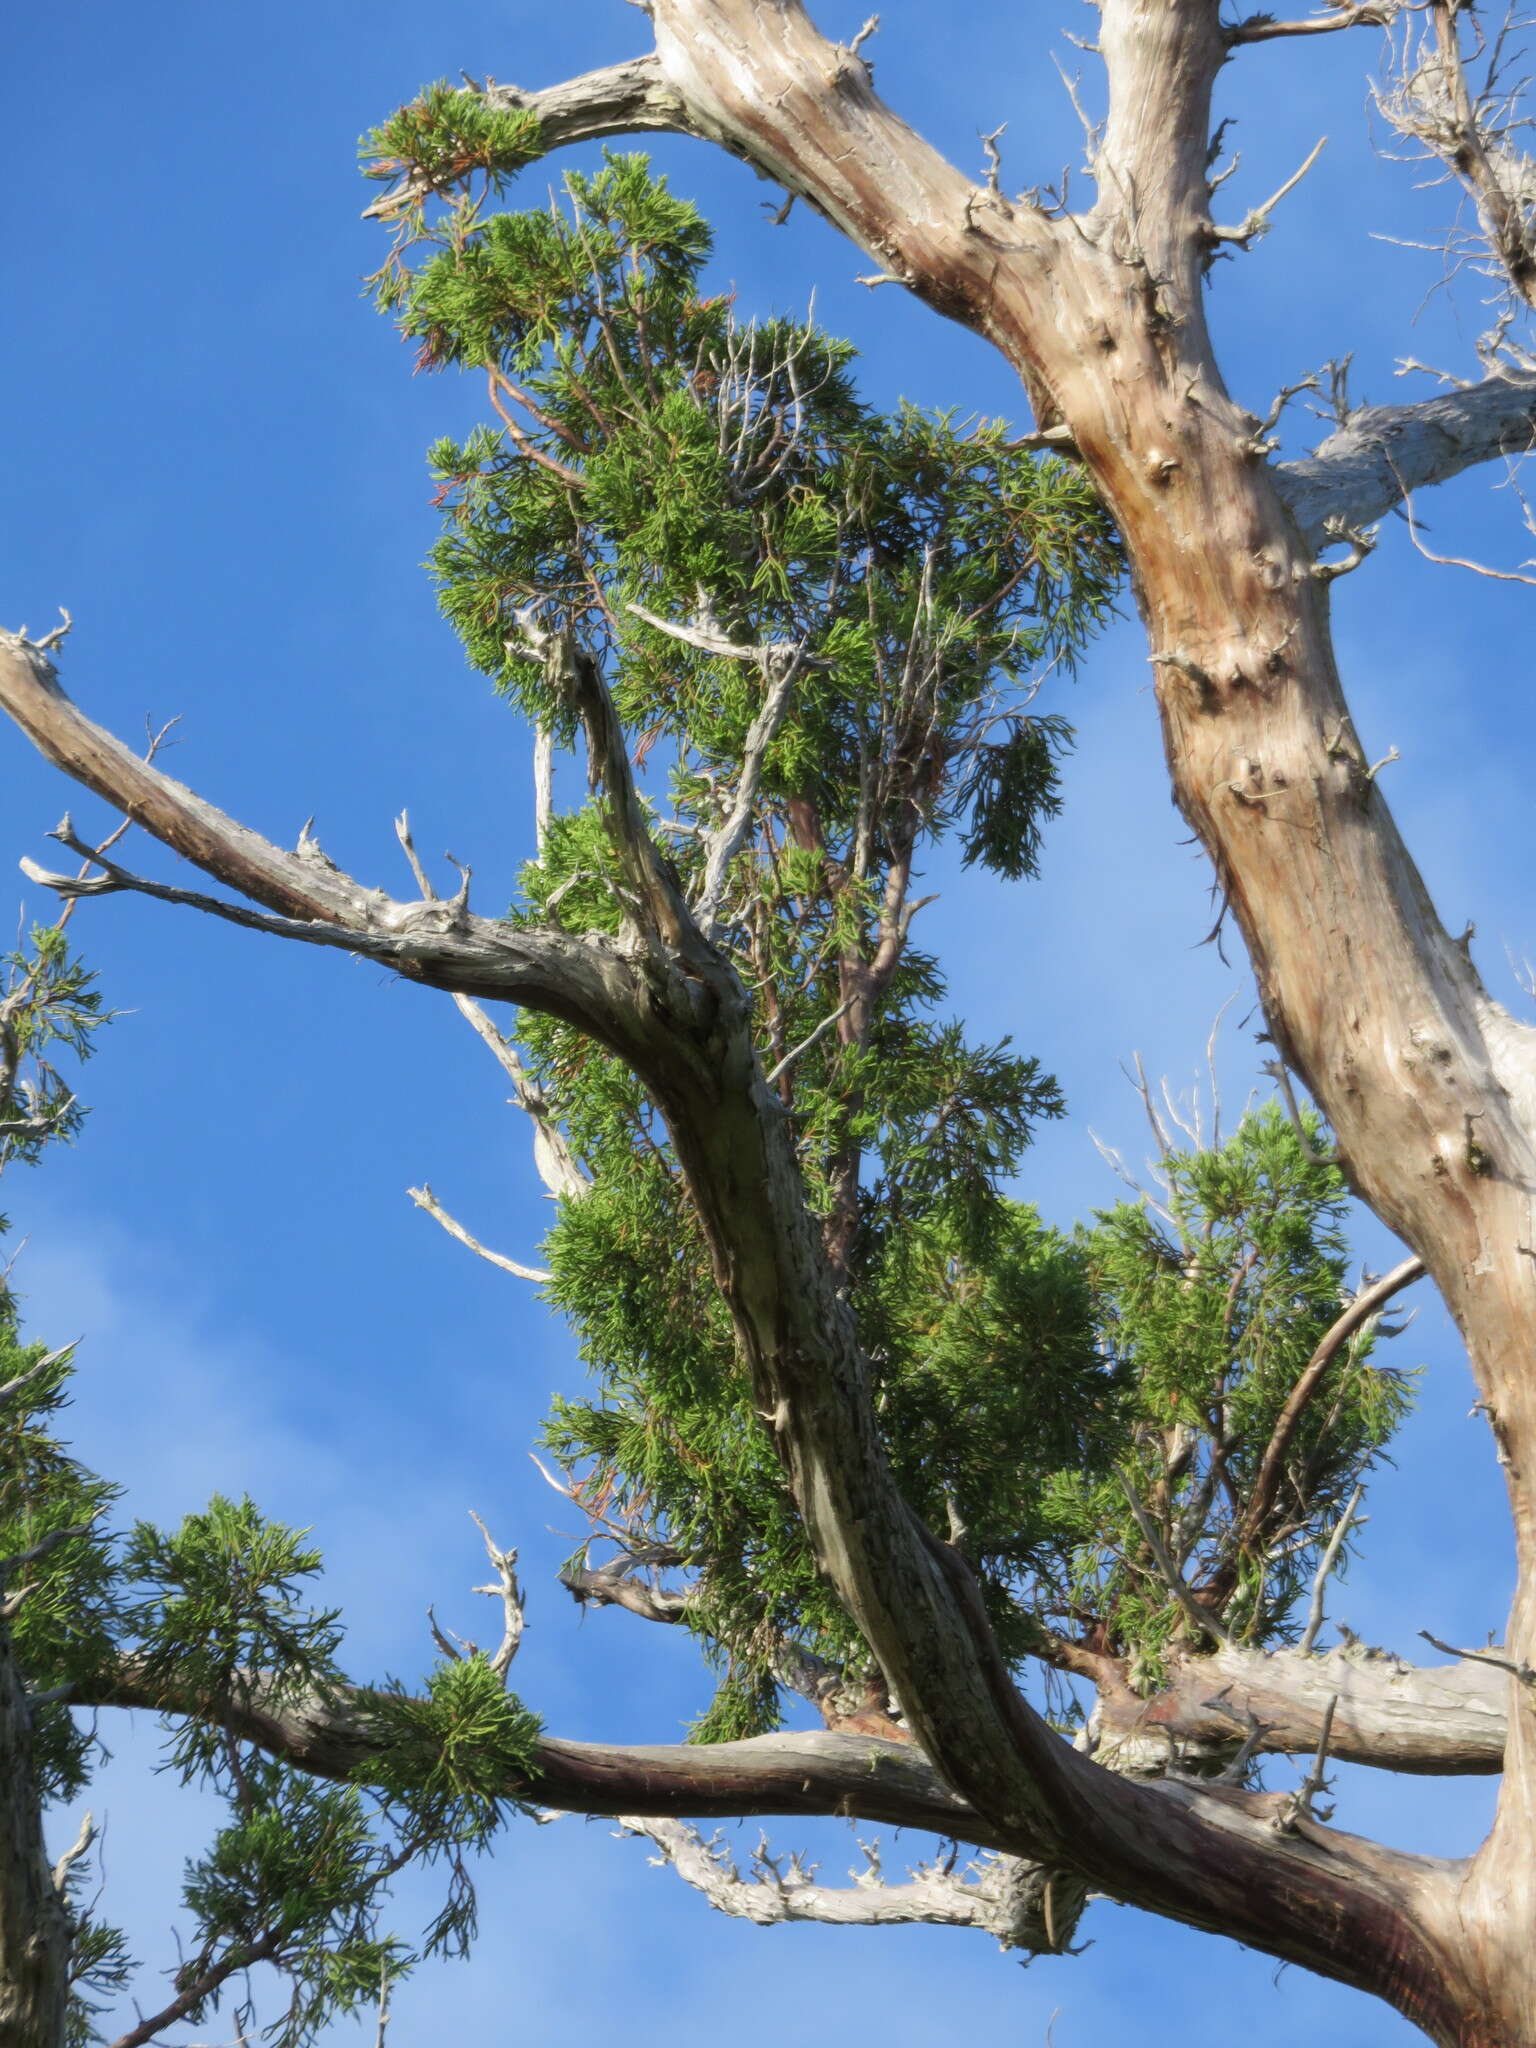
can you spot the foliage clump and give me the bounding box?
[0,926,543,2044]
[370,146,1409,1741]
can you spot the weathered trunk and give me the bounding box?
[0,1621,69,2048]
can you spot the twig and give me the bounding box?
[1299,1484,1364,1654]
[1259,1057,1338,1164]
[51,1809,95,1894]
[764,998,856,1086]
[1419,1629,1536,1685]
[1397,478,1536,586]
[469,1511,527,1680]
[374,1959,393,2048]
[1211,136,1328,246]
[625,601,831,670]
[694,649,806,937]
[1242,1257,1423,1563]
[0,1342,76,1406]
[0,1511,103,1584]
[1272,1693,1339,1830]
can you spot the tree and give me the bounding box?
[1,0,1534,2039]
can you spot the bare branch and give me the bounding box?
[763,997,856,1087]
[50,1810,94,1896]
[0,1344,76,1407]
[1096,1637,1509,1773]
[620,1818,1086,1953]
[406,1185,551,1283]
[1240,1258,1424,1562]
[693,649,807,939]
[1373,1,1536,312]
[559,1553,694,1624]
[1420,1628,1536,1686]
[1398,478,1536,584]
[0,631,651,1040]
[1273,1693,1340,1830]
[468,1513,527,1680]
[626,600,831,671]
[1298,1484,1365,1655]
[1228,1,1395,45]
[1210,136,1328,247]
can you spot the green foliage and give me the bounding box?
[363,1654,544,1843]
[0,924,107,1169]
[124,1497,346,1781]
[0,958,541,2043]
[363,149,1412,1738]
[371,150,1123,1728]
[177,1767,408,2048]
[0,1332,120,1801]
[1058,1104,1416,1674]
[361,82,542,204]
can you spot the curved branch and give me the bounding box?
[1227,2,1395,44]
[1234,1256,1425,1559]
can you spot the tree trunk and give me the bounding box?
[0,1620,69,2048]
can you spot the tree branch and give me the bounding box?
[0,631,650,1046]
[1227,2,1394,46]
[361,59,693,220]
[1094,1639,1509,1775]
[1275,375,1536,540]
[620,1819,1087,1953]
[1236,1257,1424,1560]
[406,1185,550,1282]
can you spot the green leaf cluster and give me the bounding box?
[0,924,107,1169]
[1055,1105,1416,1678]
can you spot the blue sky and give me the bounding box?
[4,2,1533,2040]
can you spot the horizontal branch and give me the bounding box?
[622,1819,1087,1953]
[82,1661,1013,1846]
[1276,375,1536,542]
[1227,2,1394,45]
[1096,1639,1509,1776]
[362,59,693,219]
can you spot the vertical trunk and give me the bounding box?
[0,1620,69,2047]
[983,251,1536,2047]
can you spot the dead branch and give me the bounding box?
[1276,373,1536,540]
[468,1513,527,1680]
[619,1818,1085,1952]
[1298,1484,1365,1655]
[1228,1,1395,44]
[406,1185,551,1283]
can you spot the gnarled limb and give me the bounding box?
[619,1820,1088,1955]
[1095,1641,1509,1777]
